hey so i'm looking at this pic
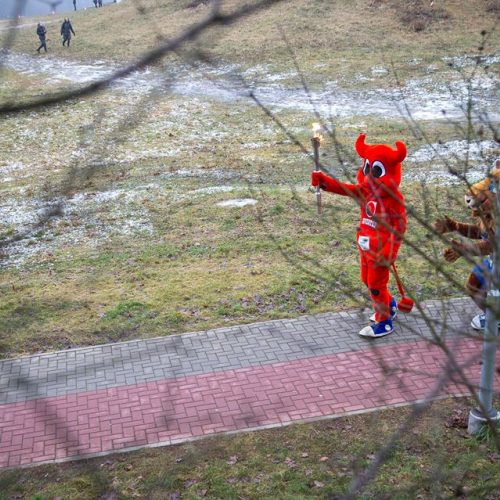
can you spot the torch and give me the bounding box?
[311,123,323,214]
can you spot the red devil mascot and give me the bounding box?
[311,134,410,338]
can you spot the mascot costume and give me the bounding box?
[434,163,499,330]
[311,134,409,338]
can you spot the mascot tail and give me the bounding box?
[392,264,414,313]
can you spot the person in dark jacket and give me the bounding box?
[36,23,47,53]
[61,18,75,47]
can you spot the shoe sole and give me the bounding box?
[358,329,393,338]
[470,322,500,331]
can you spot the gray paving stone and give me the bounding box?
[0,298,482,404]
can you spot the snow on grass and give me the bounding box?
[0,160,27,174]
[407,140,498,163]
[191,186,234,195]
[443,54,500,69]
[405,169,487,185]
[371,66,389,76]
[1,52,498,268]
[0,180,250,268]
[0,161,30,182]
[0,187,154,268]
[2,52,498,120]
[161,168,242,181]
[216,198,258,208]
[404,140,498,184]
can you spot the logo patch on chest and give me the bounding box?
[366,201,377,217]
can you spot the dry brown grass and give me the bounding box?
[1,0,496,79]
[0,0,496,357]
[397,0,451,33]
[485,0,500,15]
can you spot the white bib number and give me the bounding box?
[358,236,370,251]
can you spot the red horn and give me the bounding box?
[394,141,407,163]
[355,133,367,157]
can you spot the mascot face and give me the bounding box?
[355,134,407,195]
[467,190,495,217]
[465,167,500,216]
[465,171,500,217]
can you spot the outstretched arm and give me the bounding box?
[311,171,362,200]
[434,215,483,239]
[444,238,493,262]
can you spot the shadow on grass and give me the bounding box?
[0,298,88,357]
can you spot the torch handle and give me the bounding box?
[311,137,322,215]
[311,137,320,171]
[316,187,322,214]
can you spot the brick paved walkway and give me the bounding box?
[1,298,499,469]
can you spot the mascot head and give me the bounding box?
[355,134,407,194]
[465,161,500,216]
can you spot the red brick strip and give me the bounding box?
[0,337,493,468]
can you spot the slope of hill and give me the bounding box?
[0,0,497,357]
[1,0,498,84]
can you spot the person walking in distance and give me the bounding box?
[61,18,75,47]
[36,23,47,53]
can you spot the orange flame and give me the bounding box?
[312,122,323,141]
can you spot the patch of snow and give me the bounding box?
[216,198,258,208]
[191,186,234,195]
[242,64,298,83]
[0,161,27,175]
[443,54,500,69]
[408,140,498,163]
[0,187,155,269]
[243,142,267,149]
[114,148,183,164]
[162,168,241,181]
[0,180,256,268]
[406,168,487,185]
[371,66,388,76]
[2,51,498,121]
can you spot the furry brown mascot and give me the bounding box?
[434,163,500,329]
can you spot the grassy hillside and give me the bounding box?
[0,0,498,357]
[1,0,497,80]
[0,2,498,496]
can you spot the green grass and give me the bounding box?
[0,178,474,357]
[1,0,497,85]
[0,1,497,496]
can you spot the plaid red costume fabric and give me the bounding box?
[311,134,408,337]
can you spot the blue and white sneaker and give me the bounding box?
[369,297,398,322]
[359,318,394,338]
[471,314,486,330]
[470,314,500,330]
